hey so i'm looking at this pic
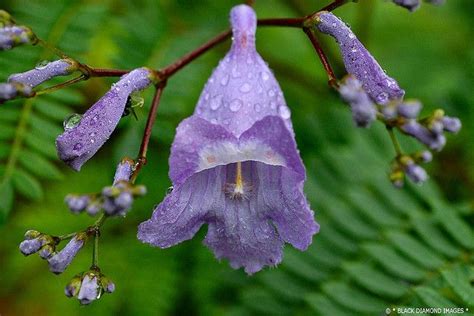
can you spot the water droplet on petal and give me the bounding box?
[270,101,276,109]
[254,103,261,112]
[231,67,241,78]
[220,75,229,86]
[210,95,222,110]
[376,92,389,104]
[279,106,291,119]
[246,56,253,65]
[268,89,275,97]
[35,60,49,70]
[261,71,269,81]
[239,83,252,93]
[230,99,243,112]
[73,143,83,151]
[63,113,82,131]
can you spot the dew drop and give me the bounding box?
[376,92,389,104]
[210,94,222,110]
[35,60,49,70]
[270,101,277,109]
[261,71,270,81]
[348,33,355,39]
[239,82,252,93]
[73,143,83,151]
[63,113,82,131]
[204,93,210,101]
[254,103,261,112]
[220,75,229,86]
[279,106,291,119]
[267,89,276,97]
[229,99,243,112]
[246,56,253,65]
[231,67,241,78]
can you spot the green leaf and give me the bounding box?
[0,179,13,222]
[24,133,58,160]
[34,98,74,122]
[362,243,425,281]
[433,207,474,250]
[412,216,460,258]
[386,231,444,269]
[305,293,352,316]
[322,282,387,314]
[12,169,43,201]
[0,124,16,141]
[441,265,474,306]
[343,262,409,299]
[282,249,328,282]
[29,114,63,139]
[17,149,63,180]
[414,287,457,308]
[240,287,290,316]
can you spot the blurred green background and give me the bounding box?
[0,0,473,315]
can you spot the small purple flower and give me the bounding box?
[138,5,319,274]
[48,235,85,274]
[19,238,44,256]
[0,82,33,102]
[38,245,54,259]
[397,100,422,119]
[65,194,90,213]
[8,59,77,88]
[0,25,35,51]
[392,0,421,11]
[401,120,446,151]
[315,12,405,105]
[405,163,428,184]
[77,274,100,305]
[441,116,461,133]
[56,68,154,171]
[338,75,377,127]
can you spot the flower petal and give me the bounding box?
[56,68,152,170]
[8,59,76,88]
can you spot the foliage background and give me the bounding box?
[0,0,473,315]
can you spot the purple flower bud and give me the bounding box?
[8,59,77,88]
[77,274,100,305]
[405,163,428,184]
[48,236,85,274]
[86,202,101,216]
[19,238,43,255]
[113,159,134,185]
[397,100,422,119]
[392,0,421,11]
[38,244,54,259]
[0,82,33,102]
[102,278,115,293]
[400,120,446,151]
[65,194,90,213]
[338,75,377,127]
[417,150,433,163]
[115,191,133,209]
[55,68,154,171]
[315,12,405,105]
[426,0,445,5]
[0,25,35,50]
[103,191,133,216]
[441,116,461,133]
[65,275,82,298]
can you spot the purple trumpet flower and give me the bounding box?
[8,59,77,88]
[315,12,405,105]
[138,5,319,274]
[77,274,100,305]
[48,235,85,274]
[56,68,154,170]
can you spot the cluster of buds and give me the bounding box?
[392,0,445,12]
[0,10,36,51]
[19,230,87,274]
[314,11,461,186]
[65,268,115,305]
[65,159,146,216]
[390,151,432,187]
[0,58,78,103]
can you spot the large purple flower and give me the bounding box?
[56,68,153,170]
[138,5,319,274]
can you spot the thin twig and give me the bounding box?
[303,27,338,87]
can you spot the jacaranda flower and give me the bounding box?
[138,5,319,274]
[48,234,86,274]
[0,82,33,102]
[338,75,377,127]
[8,59,78,88]
[65,270,115,305]
[56,68,154,170]
[0,25,36,51]
[315,12,405,105]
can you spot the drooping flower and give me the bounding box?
[0,24,36,51]
[315,11,405,105]
[8,59,78,88]
[338,75,377,127]
[19,230,55,257]
[65,270,115,305]
[56,68,155,170]
[138,5,319,274]
[48,234,86,274]
[392,0,421,11]
[0,82,33,102]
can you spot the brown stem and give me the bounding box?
[258,18,304,28]
[303,27,338,87]
[318,0,350,13]
[87,67,129,77]
[159,30,231,78]
[131,81,167,183]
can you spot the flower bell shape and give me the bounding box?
[56,68,153,171]
[138,5,319,274]
[8,59,78,88]
[315,12,405,105]
[48,235,86,274]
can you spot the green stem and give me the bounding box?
[58,232,76,241]
[387,127,402,156]
[92,228,99,268]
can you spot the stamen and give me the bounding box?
[224,162,253,200]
